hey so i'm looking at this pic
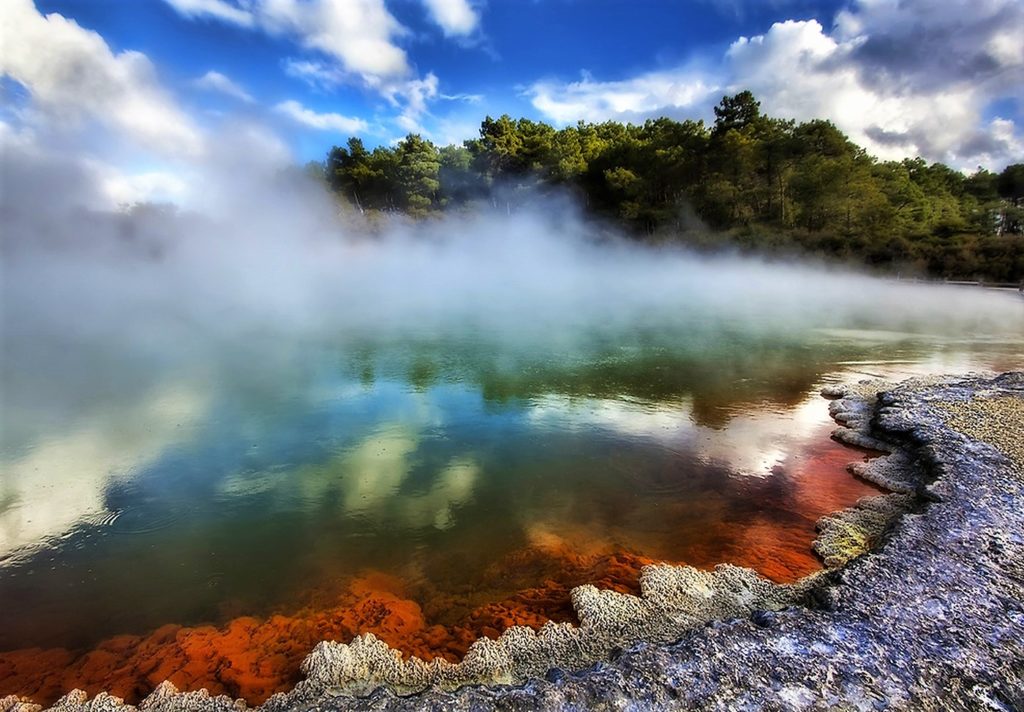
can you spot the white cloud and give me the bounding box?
[259,0,409,81]
[282,57,347,90]
[831,0,1023,95]
[429,115,484,146]
[959,118,1024,171]
[388,73,440,133]
[274,99,369,133]
[99,166,192,206]
[161,0,254,27]
[420,0,480,37]
[194,69,254,103]
[529,69,719,125]
[440,92,483,104]
[727,20,899,146]
[162,0,409,82]
[0,3,315,217]
[164,0,443,138]
[0,0,204,158]
[0,385,210,560]
[0,118,109,212]
[725,11,1023,169]
[528,0,1024,169]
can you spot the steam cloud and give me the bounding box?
[3,88,1024,571]
[3,98,1024,460]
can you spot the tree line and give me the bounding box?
[312,91,1024,283]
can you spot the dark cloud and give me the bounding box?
[864,125,913,147]
[841,1,1023,93]
[867,116,1018,167]
[956,123,1017,159]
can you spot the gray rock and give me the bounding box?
[20,372,1024,711]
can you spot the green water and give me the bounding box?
[1,292,1023,652]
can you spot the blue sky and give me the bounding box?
[2,0,1022,204]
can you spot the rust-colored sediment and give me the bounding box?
[0,437,884,708]
[0,549,655,707]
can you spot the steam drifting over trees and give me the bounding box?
[320,93,1024,283]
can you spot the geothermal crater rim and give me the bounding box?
[0,376,930,712]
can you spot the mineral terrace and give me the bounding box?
[3,371,1022,711]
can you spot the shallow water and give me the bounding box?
[2,303,1023,703]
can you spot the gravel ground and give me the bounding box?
[939,395,1024,470]
[4,372,1023,712]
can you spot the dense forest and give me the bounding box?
[312,92,1024,283]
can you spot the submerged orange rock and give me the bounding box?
[0,550,655,707]
[0,435,885,708]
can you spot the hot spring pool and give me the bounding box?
[2,317,1022,704]
[4,214,1024,704]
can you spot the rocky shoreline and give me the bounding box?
[4,372,1023,711]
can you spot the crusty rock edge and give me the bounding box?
[8,372,1016,712]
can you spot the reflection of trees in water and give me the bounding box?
[337,328,882,427]
[0,325,1014,658]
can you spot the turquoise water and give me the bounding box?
[2,316,1022,653]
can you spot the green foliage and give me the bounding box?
[712,90,761,136]
[302,160,326,182]
[317,93,1024,282]
[437,144,482,207]
[395,134,440,216]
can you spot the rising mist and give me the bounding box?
[4,124,1024,450]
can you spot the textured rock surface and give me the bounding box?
[262,562,820,708]
[5,372,1023,711]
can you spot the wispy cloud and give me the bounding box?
[281,58,346,91]
[161,0,254,27]
[194,70,253,103]
[274,99,368,133]
[386,73,439,133]
[161,0,409,82]
[164,0,451,143]
[528,69,719,125]
[440,92,484,104]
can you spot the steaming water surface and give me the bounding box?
[1,316,1022,656]
[2,208,1024,701]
